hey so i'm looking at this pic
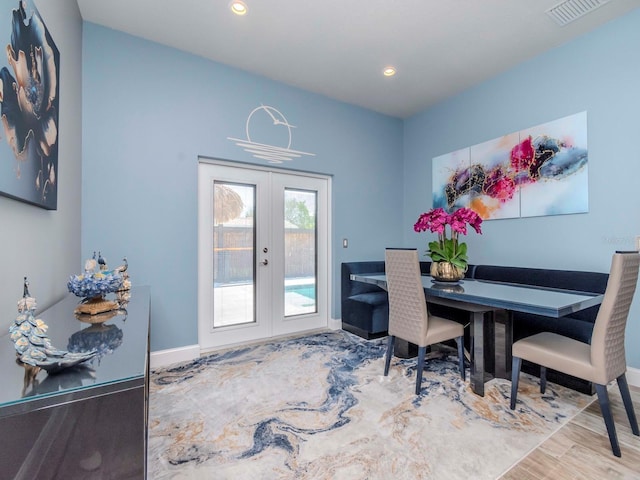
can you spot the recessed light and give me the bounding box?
[230,1,248,16]
[383,66,396,77]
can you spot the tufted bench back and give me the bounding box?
[472,265,608,323]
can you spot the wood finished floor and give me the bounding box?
[500,385,640,479]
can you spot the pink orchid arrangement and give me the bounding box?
[414,207,483,269]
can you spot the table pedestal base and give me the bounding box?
[426,297,513,397]
[394,339,418,358]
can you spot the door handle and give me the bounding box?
[260,259,269,266]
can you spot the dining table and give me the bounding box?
[350,273,604,396]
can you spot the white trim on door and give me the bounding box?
[197,158,332,352]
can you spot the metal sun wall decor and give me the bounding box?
[0,1,60,210]
[227,104,316,163]
[432,111,588,220]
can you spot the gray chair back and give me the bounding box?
[385,249,428,346]
[591,252,640,384]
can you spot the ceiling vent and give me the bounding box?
[546,0,611,26]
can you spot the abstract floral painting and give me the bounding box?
[432,112,588,220]
[0,1,59,210]
[518,113,588,218]
[432,147,470,212]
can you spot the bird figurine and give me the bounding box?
[114,257,128,274]
[97,251,107,271]
[10,277,98,373]
[114,257,131,291]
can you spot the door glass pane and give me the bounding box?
[213,182,255,327]
[284,189,317,316]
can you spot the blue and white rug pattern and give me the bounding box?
[148,331,589,479]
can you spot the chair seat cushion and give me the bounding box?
[423,316,465,346]
[513,332,596,383]
[513,312,594,344]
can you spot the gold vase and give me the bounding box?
[430,261,466,282]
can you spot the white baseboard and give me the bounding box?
[627,366,640,388]
[149,320,341,368]
[328,317,342,330]
[150,344,200,369]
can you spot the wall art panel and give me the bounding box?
[432,147,470,211]
[0,1,59,210]
[432,111,588,220]
[469,132,521,220]
[517,112,588,218]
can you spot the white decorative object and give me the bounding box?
[227,104,316,163]
[10,278,97,373]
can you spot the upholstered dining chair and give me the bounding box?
[510,251,640,457]
[384,248,465,395]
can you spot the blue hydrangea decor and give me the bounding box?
[67,271,123,299]
[67,253,124,315]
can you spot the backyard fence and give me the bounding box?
[214,226,316,284]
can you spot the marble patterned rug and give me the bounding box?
[148,330,590,479]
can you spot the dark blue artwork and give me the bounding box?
[0,1,59,210]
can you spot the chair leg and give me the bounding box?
[415,346,426,395]
[384,335,395,376]
[617,374,640,436]
[456,335,465,381]
[540,366,547,394]
[510,357,522,410]
[595,383,621,457]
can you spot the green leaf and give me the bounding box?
[426,239,469,270]
[449,258,467,269]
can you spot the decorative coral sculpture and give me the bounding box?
[67,252,124,315]
[67,252,123,299]
[9,277,97,373]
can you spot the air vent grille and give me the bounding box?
[546,0,611,26]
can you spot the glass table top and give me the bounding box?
[0,286,150,413]
[351,274,604,317]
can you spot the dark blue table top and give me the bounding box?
[350,274,604,318]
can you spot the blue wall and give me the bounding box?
[82,24,404,351]
[404,9,640,367]
[84,9,640,369]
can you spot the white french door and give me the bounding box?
[197,160,330,351]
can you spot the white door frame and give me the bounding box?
[197,158,332,353]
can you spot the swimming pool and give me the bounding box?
[285,284,316,300]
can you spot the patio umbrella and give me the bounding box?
[214,184,244,224]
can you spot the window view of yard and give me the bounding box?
[213,183,317,327]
